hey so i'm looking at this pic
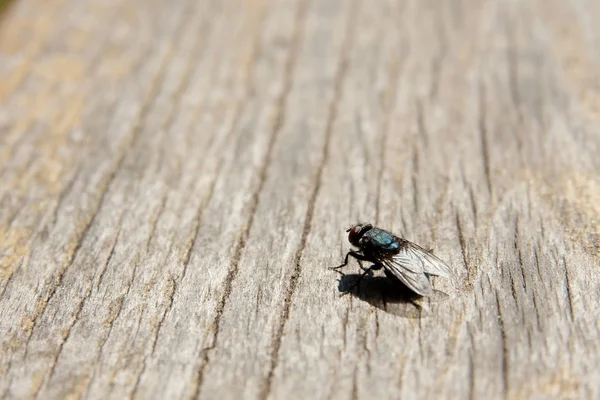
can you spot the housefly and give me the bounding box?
[332,223,452,297]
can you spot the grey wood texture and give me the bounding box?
[1,0,599,399]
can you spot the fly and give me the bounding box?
[332,223,452,297]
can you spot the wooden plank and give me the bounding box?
[1,0,599,399]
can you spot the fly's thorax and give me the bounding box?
[361,227,401,252]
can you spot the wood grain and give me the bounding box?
[1,0,599,399]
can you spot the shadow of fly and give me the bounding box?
[331,223,452,297]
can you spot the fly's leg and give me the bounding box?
[352,258,368,273]
[330,251,372,271]
[341,263,383,294]
[357,260,367,272]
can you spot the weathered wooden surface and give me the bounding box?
[1,0,600,398]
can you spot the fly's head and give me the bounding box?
[346,223,373,247]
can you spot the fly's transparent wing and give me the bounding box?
[391,243,452,277]
[409,245,452,277]
[380,243,452,296]
[382,257,433,296]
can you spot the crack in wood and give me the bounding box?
[477,82,492,197]
[186,1,284,398]
[35,275,95,398]
[562,256,575,320]
[258,0,357,398]
[495,290,509,399]
[22,30,173,364]
[96,225,122,293]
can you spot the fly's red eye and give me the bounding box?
[348,225,362,246]
[347,226,356,239]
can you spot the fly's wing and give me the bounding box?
[381,257,433,296]
[405,243,453,277]
[380,242,452,296]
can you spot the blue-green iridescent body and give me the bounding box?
[361,228,400,252]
